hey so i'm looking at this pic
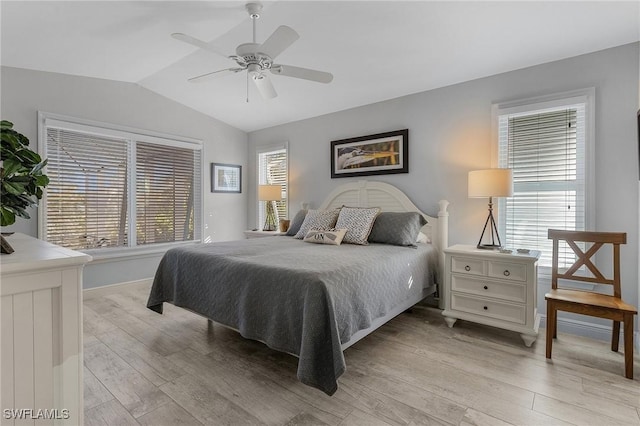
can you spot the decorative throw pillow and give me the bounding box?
[303,228,347,245]
[416,231,430,244]
[368,212,428,246]
[286,209,308,236]
[294,209,340,239]
[334,206,380,245]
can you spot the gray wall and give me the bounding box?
[248,43,640,333]
[1,66,248,288]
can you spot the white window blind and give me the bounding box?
[42,116,202,251]
[136,142,201,245]
[45,128,129,249]
[498,104,587,268]
[258,147,288,227]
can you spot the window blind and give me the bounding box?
[135,142,201,245]
[498,106,586,268]
[42,117,202,251]
[45,128,129,250]
[258,148,288,227]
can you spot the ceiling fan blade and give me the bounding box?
[271,64,333,84]
[258,26,299,60]
[252,74,277,99]
[188,67,244,83]
[171,33,231,58]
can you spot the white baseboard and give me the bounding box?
[83,278,153,300]
[540,314,640,352]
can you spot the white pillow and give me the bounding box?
[294,209,340,239]
[416,231,430,244]
[303,228,348,245]
[334,206,380,245]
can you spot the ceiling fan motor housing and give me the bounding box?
[236,43,272,70]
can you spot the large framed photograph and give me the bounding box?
[211,163,242,193]
[331,129,408,178]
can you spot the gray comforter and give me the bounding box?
[147,236,437,395]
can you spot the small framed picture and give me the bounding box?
[331,129,409,178]
[211,163,242,193]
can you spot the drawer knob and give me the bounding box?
[483,285,488,290]
[503,270,511,277]
[465,265,471,271]
[483,306,488,310]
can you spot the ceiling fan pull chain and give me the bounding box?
[246,72,250,103]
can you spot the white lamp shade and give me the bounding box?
[468,169,513,198]
[258,184,282,201]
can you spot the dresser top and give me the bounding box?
[1,233,92,275]
[445,244,541,261]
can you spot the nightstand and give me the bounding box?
[442,244,541,347]
[243,230,286,239]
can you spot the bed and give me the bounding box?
[147,180,449,395]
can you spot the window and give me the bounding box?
[39,114,202,252]
[257,145,288,228]
[494,90,594,269]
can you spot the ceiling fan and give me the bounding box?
[172,2,333,100]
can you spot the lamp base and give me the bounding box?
[477,243,502,250]
[262,200,278,231]
[476,197,503,250]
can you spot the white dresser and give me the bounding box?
[1,233,91,425]
[442,244,540,347]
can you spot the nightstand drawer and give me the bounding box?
[488,261,526,282]
[451,256,485,276]
[451,275,526,303]
[451,293,526,325]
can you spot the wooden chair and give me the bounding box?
[545,230,637,379]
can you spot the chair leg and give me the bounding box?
[612,321,620,352]
[552,310,557,338]
[546,302,556,359]
[623,314,633,379]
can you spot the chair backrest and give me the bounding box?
[548,229,627,297]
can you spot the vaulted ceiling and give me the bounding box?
[2,1,638,132]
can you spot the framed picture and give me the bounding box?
[331,129,408,178]
[211,163,242,193]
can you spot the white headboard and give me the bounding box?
[318,180,449,275]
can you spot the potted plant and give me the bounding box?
[0,120,49,254]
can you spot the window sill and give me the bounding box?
[82,240,201,264]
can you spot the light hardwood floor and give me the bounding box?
[83,285,640,426]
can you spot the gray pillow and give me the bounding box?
[368,212,427,246]
[286,209,308,236]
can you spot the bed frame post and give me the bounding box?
[437,199,450,309]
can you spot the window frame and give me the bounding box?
[37,112,204,259]
[256,142,289,229]
[491,88,596,274]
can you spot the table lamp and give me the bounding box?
[258,184,282,231]
[468,169,513,249]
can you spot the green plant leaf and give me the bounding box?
[0,207,15,227]
[31,159,48,174]
[34,175,49,187]
[3,181,25,195]
[1,120,49,220]
[2,158,23,176]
